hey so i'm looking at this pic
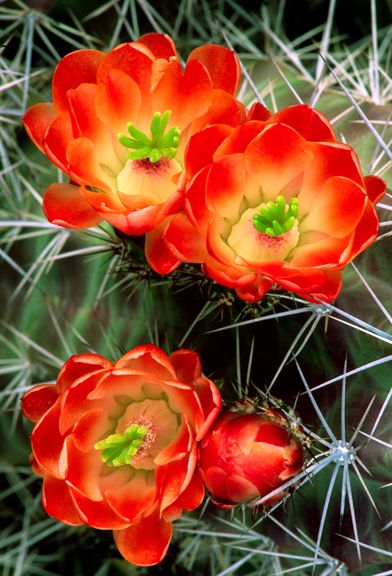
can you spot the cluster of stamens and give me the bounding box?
[118,110,180,163]
[94,423,148,467]
[253,195,299,237]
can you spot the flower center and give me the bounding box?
[118,110,180,163]
[253,195,298,237]
[94,423,149,467]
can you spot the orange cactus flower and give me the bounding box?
[199,410,304,508]
[152,104,386,301]
[21,345,222,566]
[23,33,244,236]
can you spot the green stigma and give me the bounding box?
[94,423,148,467]
[118,110,180,163]
[253,195,299,237]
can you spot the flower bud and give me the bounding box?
[199,411,304,508]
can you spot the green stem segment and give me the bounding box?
[95,423,148,467]
[118,110,180,163]
[253,195,299,237]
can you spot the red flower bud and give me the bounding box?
[199,411,304,508]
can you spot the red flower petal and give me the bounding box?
[96,43,154,94]
[267,104,336,142]
[302,272,342,303]
[175,59,213,128]
[66,84,121,170]
[65,437,103,501]
[303,176,366,238]
[155,418,192,468]
[169,350,202,383]
[204,252,273,300]
[21,384,58,423]
[157,435,198,515]
[105,471,157,523]
[226,474,260,503]
[22,103,56,153]
[206,219,237,266]
[162,471,204,521]
[205,153,249,220]
[163,213,207,263]
[59,370,110,435]
[85,372,154,403]
[192,378,222,442]
[30,454,45,477]
[150,58,182,113]
[114,511,173,566]
[102,205,160,236]
[348,200,379,260]
[244,123,312,202]
[66,137,113,190]
[145,220,182,274]
[67,83,100,139]
[70,408,108,453]
[139,33,178,60]
[185,124,232,179]
[290,233,352,267]
[95,68,142,133]
[80,184,126,213]
[247,102,271,121]
[31,399,64,478]
[277,267,342,303]
[42,475,83,526]
[203,258,258,290]
[240,445,289,494]
[52,49,104,113]
[203,262,273,302]
[363,174,386,205]
[115,345,177,379]
[214,121,266,158]
[188,44,240,95]
[254,421,290,446]
[184,168,211,236]
[153,59,212,130]
[57,354,112,393]
[70,486,130,529]
[157,447,197,513]
[169,351,222,440]
[43,112,73,172]
[115,188,163,213]
[192,90,246,133]
[154,186,184,224]
[202,465,230,502]
[235,278,273,302]
[301,141,364,204]
[43,183,102,229]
